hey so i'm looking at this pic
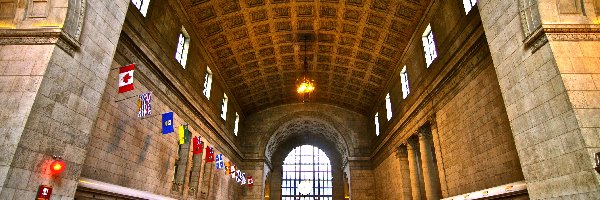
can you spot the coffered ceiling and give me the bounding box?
[180,0,430,114]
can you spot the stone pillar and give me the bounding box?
[405,137,423,200]
[478,0,600,198]
[396,145,413,200]
[418,127,441,200]
[0,0,129,198]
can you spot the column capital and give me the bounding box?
[404,137,419,150]
[396,145,409,158]
[417,126,432,140]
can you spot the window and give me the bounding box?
[221,94,228,120]
[385,93,392,121]
[131,0,150,17]
[203,67,213,99]
[234,113,240,136]
[282,145,332,200]
[375,112,380,136]
[422,24,437,68]
[400,65,410,99]
[463,0,477,14]
[175,28,190,68]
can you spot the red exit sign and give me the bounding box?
[36,185,53,200]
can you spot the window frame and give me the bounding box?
[281,145,333,200]
[385,93,392,121]
[131,0,150,17]
[401,65,410,99]
[221,94,228,120]
[175,28,190,68]
[234,113,240,136]
[375,112,380,136]
[203,67,213,99]
[463,0,478,14]
[422,24,437,68]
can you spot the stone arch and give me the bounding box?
[261,110,352,166]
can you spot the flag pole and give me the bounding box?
[114,94,138,103]
[111,63,136,70]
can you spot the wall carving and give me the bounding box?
[180,0,431,114]
[0,0,85,55]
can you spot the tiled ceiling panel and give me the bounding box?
[181,0,431,114]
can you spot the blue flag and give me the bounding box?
[162,112,174,134]
[215,154,225,169]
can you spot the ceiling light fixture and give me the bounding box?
[296,35,315,102]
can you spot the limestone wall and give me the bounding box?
[78,1,246,199]
[372,0,524,198]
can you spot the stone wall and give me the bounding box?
[372,0,524,199]
[77,1,247,199]
[0,0,130,199]
[478,0,600,198]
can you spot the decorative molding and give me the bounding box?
[524,24,600,52]
[543,24,600,41]
[0,28,81,55]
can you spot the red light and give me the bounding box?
[49,160,66,175]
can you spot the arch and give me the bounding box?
[261,110,352,166]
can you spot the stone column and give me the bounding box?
[396,145,413,200]
[405,137,423,200]
[417,127,440,200]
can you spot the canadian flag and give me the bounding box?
[118,64,135,93]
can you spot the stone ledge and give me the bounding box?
[0,28,81,55]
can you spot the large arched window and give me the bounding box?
[282,145,332,200]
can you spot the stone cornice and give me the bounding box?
[0,28,81,55]
[524,24,600,52]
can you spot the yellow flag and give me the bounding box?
[178,126,184,144]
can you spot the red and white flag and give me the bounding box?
[118,64,135,93]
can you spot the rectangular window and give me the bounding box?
[422,24,437,68]
[221,94,228,120]
[375,113,380,136]
[234,113,240,136]
[131,0,150,17]
[400,65,410,99]
[203,67,213,99]
[463,0,477,14]
[175,28,190,68]
[385,93,392,121]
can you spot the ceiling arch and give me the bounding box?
[180,0,431,114]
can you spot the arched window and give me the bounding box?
[282,145,332,200]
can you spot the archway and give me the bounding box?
[268,134,345,200]
[281,145,333,200]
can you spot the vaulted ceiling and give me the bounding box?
[180,0,431,114]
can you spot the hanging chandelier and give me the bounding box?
[296,35,315,102]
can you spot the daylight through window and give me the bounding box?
[375,112,380,136]
[175,30,190,68]
[422,24,437,68]
[131,0,150,17]
[203,67,213,99]
[463,0,478,14]
[282,145,333,200]
[401,66,410,99]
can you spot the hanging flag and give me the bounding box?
[192,136,203,154]
[225,162,232,175]
[118,64,135,93]
[178,125,188,144]
[162,112,174,134]
[235,170,246,184]
[247,176,254,187]
[230,164,237,178]
[137,92,152,118]
[215,154,225,169]
[205,146,214,162]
